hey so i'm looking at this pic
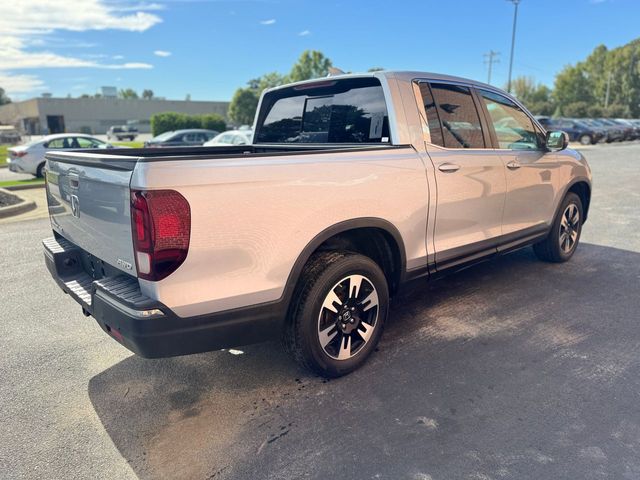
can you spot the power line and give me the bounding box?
[484,50,500,85]
[506,0,521,93]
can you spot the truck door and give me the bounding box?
[475,89,554,239]
[416,81,507,270]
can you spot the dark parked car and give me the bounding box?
[611,119,640,140]
[144,129,218,148]
[596,118,627,142]
[542,118,603,145]
[579,119,622,143]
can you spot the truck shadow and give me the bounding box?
[88,243,640,480]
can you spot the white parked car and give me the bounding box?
[7,134,115,177]
[203,130,252,146]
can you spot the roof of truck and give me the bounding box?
[267,70,497,94]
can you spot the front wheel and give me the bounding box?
[284,251,389,377]
[533,192,583,263]
[579,134,592,146]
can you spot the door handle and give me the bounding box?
[438,162,461,173]
[506,160,521,170]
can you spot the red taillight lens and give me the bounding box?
[12,150,27,158]
[130,190,191,281]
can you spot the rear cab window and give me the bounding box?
[254,77,390,144]
[417,82,485,149]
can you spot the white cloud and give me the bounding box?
[0,38,152,70]
[299,30,311,36]
[0,0,161,97]
[260,19,276,25]
[0,73,46,94]
[0,0,162,35]
[154,50,172,57]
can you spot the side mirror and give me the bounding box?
[546,130,569,151]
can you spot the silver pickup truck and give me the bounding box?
[43,71,592,377]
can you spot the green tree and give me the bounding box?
[551,37,640,117]
[119,88,139,99]
[142,89,154,100]
[0,87,11,105]
[289,50,333,82]
[510,76,555,115]
[248,72,288,92]
[228,88,259,126]
[562,101,590,118]
[553,64,593,114]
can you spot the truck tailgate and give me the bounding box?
[45,152,137,275]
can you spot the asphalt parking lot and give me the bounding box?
[1,142,640,480]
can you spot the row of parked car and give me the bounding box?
[6,129,253,177]
[536,117,640,145]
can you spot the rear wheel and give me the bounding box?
[35,162,45,178]
[533,192,583,263]
[284,251,389,377]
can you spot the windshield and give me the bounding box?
[255,77,390,144]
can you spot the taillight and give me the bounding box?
[130,190,191,281]
[12,150,26,157]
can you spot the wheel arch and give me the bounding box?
[281,218,407,309]
[567,179,591,222]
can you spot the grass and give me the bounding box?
[0,145,8,166]
[113,141,144,148]
[0,178,44,189]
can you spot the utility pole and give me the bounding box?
[506,0,521,93]
[484,50,500,85]
[604,71,613,109]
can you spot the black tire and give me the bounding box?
[533,192,583,263]
[579,134,592,146]
[284,251,389,377]
[35,163,45,178]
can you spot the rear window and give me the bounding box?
[255,77,390,144]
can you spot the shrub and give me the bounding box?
[150,112,227,136]
[200,113,226,132]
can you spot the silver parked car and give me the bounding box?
[7,134,115,177]
[43,71,591,377]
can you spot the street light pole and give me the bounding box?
[506,0,521,93]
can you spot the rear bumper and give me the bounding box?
[43,236,283,358]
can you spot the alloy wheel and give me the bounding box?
[559,203,580,254]
[317,274,379,360]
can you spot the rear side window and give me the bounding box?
[255,78,390,144]
[418,82,485,149]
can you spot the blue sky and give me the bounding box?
[1,0,639,101]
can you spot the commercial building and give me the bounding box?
[0,96,229,135]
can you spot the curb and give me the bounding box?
[4,182,46,191]
[0,188,37,219]
[0,164,8,169]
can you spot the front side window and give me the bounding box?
[255,78,389,144]
[479,90,541,150]
[419,83,485,149]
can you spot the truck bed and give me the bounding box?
[45,143,405,171]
